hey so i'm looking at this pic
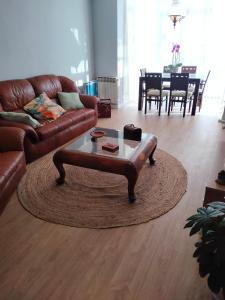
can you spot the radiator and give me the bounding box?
[97,77,119,107]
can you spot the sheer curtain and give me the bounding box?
[121,0,225,107]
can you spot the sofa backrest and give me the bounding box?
[0,74,79,112]
[0,79,35,111]
[27,75,62,99]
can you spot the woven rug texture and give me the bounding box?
[17,149,187,228]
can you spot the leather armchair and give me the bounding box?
[0,127,26,213]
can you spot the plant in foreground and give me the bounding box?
[184,202,225,298]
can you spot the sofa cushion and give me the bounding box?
[0,111,42,128]
[0,79,35,111]
[58,92,84,110]
[27,75,62,99]
[36,108,95,141]
[24,93,65,120]
[0,151,24,192]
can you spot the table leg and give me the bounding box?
[138,77,143,111]
[149,145,157,165]
[191,79,200,116]
[126,173,138,203]
[53,155,66,185]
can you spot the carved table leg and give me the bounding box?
[149,145,157,165]
[53,155,66,185]
[126,173,138,203]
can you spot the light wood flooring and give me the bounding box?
[0,107,225,300]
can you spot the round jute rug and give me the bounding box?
[17,149,187,229]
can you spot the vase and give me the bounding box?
[171,66,178,73]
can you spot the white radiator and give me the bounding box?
[97,77,119,107]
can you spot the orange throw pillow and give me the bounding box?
[24,92,65,120]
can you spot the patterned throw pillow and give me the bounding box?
[24,93,65,120]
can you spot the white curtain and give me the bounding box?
[121,0,225,105]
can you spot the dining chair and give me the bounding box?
[181,66,197,74]
[140,68,147,106]
[181,66,197,94]
[197,70,211,112]
[144,72,169,116]
[168,73,193,118]
[140,68,146,77]
[162,66,171,90]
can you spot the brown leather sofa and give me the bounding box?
[0,75,98,162]
[0,127,26,213]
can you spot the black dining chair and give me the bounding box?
[140,68,146,77]
[140,68,147,106]
[181,66,197,95]
[181,66,197,74]
[168,73,193,118]
[144,72,169,116]
[162,66,171,90]
[197,70,211,112]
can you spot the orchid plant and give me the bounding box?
[172,44,181,66]
[165,43,182,73]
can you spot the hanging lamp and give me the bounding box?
[169,0,185,28]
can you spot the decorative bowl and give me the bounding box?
[90,130,105,139]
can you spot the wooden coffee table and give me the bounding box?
[53,127,157,203]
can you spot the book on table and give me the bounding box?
[102,143,119,152]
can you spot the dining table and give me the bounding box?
[138,73,201,116]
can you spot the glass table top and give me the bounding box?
[66,127,150,160]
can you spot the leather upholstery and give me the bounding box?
[36,109,95,141]
[0,119,39,143]
[0,127,26,213]
[0,79,35,111]
[0,126,25,152]
[27,75,62,99]
[0,74,98,162]
[58,76,79,93]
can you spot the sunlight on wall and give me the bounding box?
[70,27,90,85]
[70,59,90,87]
[70,28,81,45]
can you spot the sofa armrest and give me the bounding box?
[58,76,80,93]
[0,120,39,144]
[79,94,98,110]
[0,127,25,152]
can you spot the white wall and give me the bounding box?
[0,0,94,85]
[92,0,117,77]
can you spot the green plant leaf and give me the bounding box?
[190,222,204,235]
[197,207,208,214]
[184,219,196,228]
[199,259,211,277]
[208,202,225,211]
[204,232,216,242]
[208,210,224,217]
[195,242,202,247]
[193,247,201,257]
[186,214,205,222]
[208,272,222,294]
[218,218,225,228]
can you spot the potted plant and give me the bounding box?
[165,44,182,73]
[165,63,182,73]
[184,201,225,300]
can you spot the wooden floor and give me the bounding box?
[0,107,225,300]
